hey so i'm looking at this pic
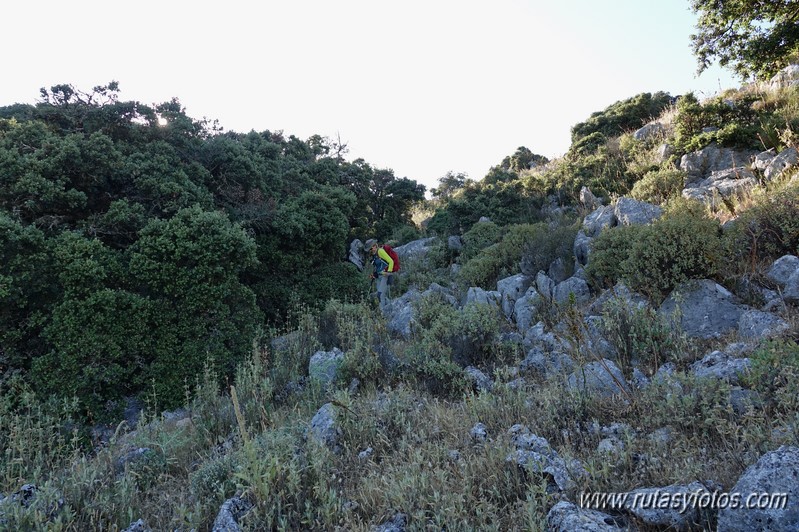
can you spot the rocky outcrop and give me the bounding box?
[497,273,533,319]
[690,350,751,386]
[679,145,757,182]
[682,166,758,207]
[659,280,745,339]
[212,497,253,532]
[308,403,341,452]
[622,481,716,530]
[506,424,588,492]
[546,501,627,531]
[614,197,662,226]
[394,237,436,259]
[308,348,345,388]
[567,359,631,398]
[717,446,799,531]
[348,239,366,271]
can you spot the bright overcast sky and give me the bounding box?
[4,0,739,192]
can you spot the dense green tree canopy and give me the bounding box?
[0,82,425,416]
[691,0,799,80]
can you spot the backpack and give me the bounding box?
[382,245,400,272]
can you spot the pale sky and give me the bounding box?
[3,0,739,192]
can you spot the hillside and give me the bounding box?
[2,66,799,530]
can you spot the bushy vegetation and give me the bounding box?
[587,200,723,299]
[0,83,424,416]
[629,168,686,204]
[5,19,799,525]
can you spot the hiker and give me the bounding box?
[366,239,400,307]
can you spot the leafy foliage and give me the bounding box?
[690,0,799,80]
[0,83,425,414]
[587,202,723,299]
[571,92,674,149]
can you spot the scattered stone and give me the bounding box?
[786,270,799,304]
[519,348,575,380]
[447,449,462,461]
[614,197,662,226]
[717,446,799,531]
[585,282,649,317]
[497,273,533,318]
[682,166,758,207]
[447,235,463,252]
[358,447,374,460]
[633,122,666,141]
[764,147,799,181]
[690,351,751,385]
[679,145,757,183]
[597,436,625,457]
[770,64,799,88]
[506,425,588,491]
[623,481,715,530]
[753,149,777,172]
[470,422,488,443]
[553,276,591,305]
[348,239,365,271]
[464,287,501,308]
[657,143,674,162]
[536,271,555,301]
[393,237,436,259]
[212,496,253,532]
[567,359,631,398]
[308,403,341,452]
[464,366,493,393]
[371,512,407,532]
[729,387,763,416]
[514,288,543,333]
[546,500,627,531]
[648,427,674,447]
[383,288,420,339]
[308,348,345,388]
[582,205,618,238]
[659,280,744,339]
[737,309,789,339]
[580,186,599,209]
[766,255,799,287]
[574,230,593,266]
[122,519,151,532]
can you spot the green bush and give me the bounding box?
[587,204,722,299]
[585,225,643,288]
[459,223,577,289]
[743,339,799,415]
[571,92,674,148]
[600,296,691,377]
[519,222,579,277]
[673,93,762,153]
[459,220,502,261]
[458,244,504,289]
[630,169,686,205]
[722,184,799,274]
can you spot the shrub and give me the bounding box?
[587,205,722,299]
[722,184,799,274]
[585,225,642,288]
[519,222,579,277]
[459,220,502,261]
[629,169,686,205]
[673,93,762,153]
[451,302,503,366]
[458,222,577,289]
[743,339,799,415]
[600,296,692,377]
[571,92,674,148]
[457,243,504,289]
